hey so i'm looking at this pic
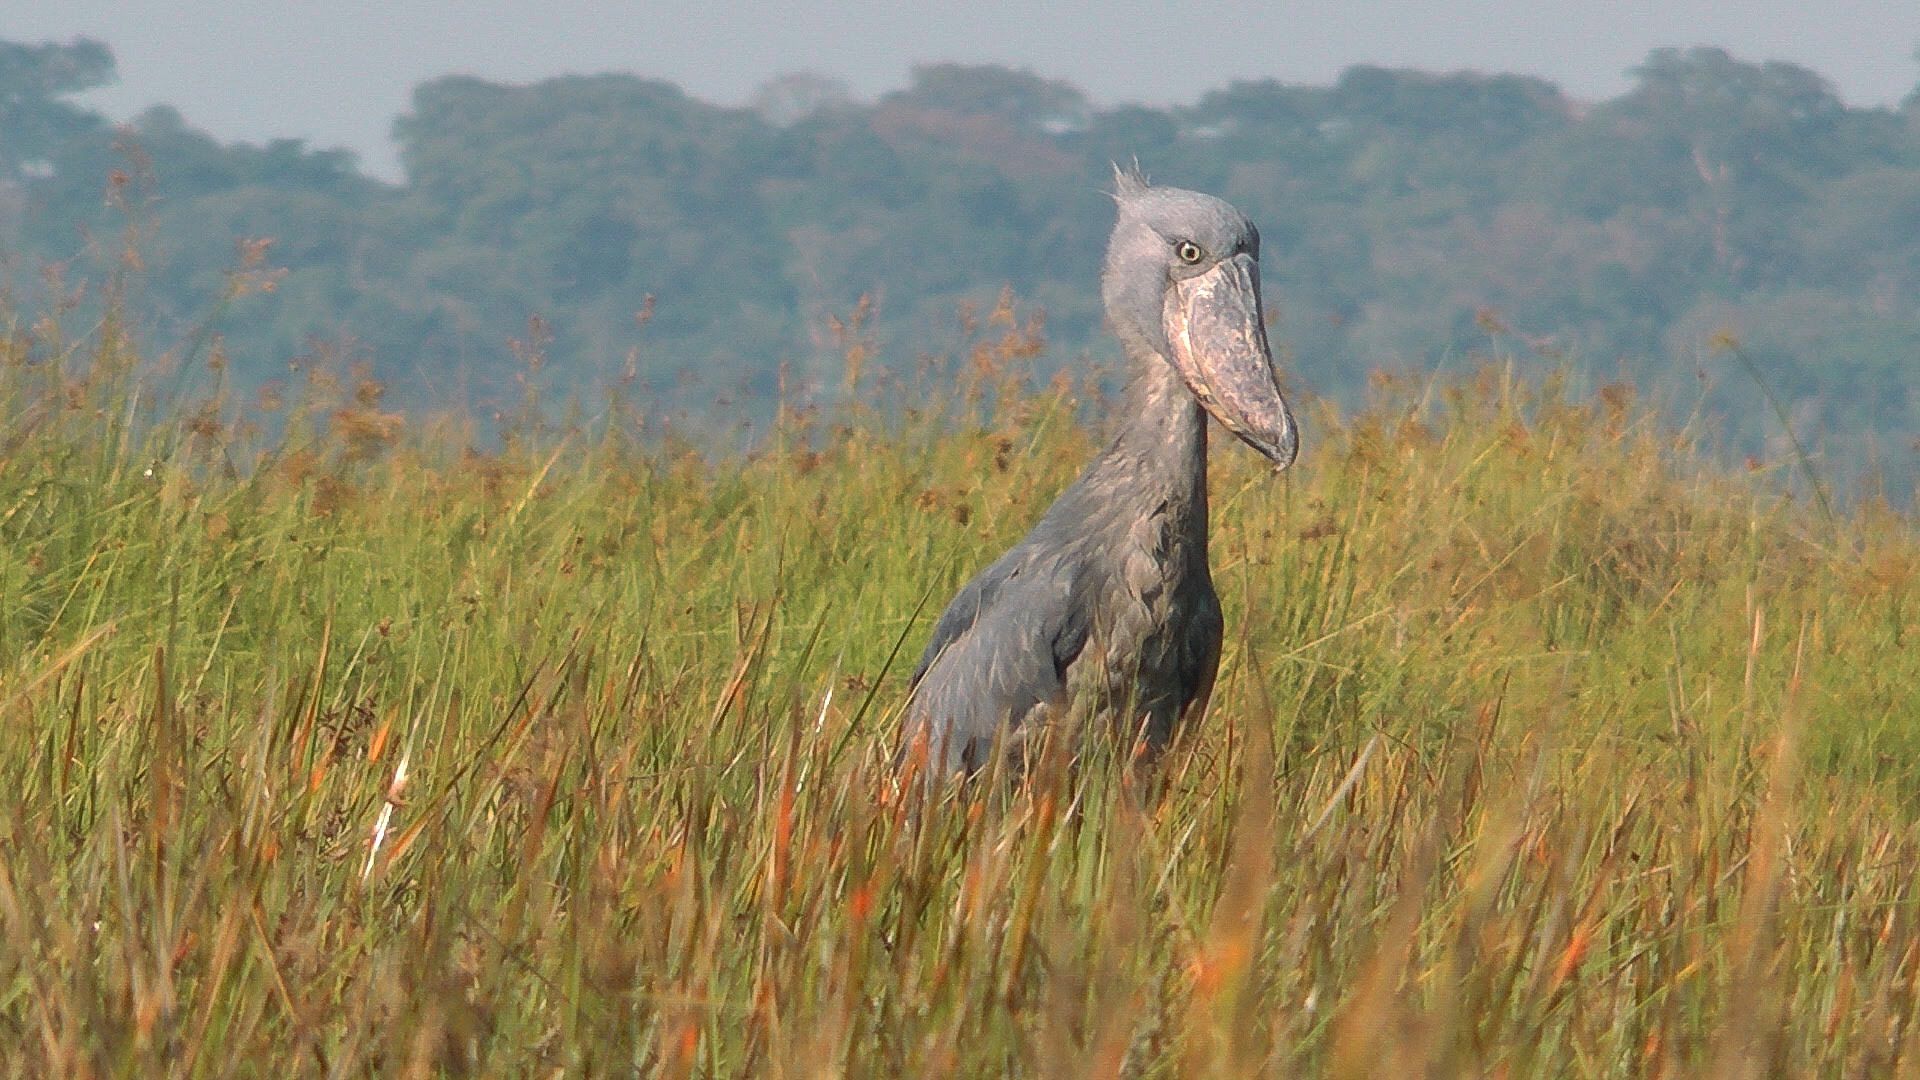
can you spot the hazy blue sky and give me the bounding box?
[8,1,1919,180]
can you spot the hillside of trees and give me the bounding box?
[3,37,1918,494]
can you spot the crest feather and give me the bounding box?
[1109,161,1150,204]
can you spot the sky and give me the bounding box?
[6,1,1919,181]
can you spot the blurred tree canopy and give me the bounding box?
[3,38,1917,491]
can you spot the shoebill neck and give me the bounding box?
[1100,348,1209,508]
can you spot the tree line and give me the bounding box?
[3,37,1917,491]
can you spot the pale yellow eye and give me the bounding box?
[1176,241,1203,264]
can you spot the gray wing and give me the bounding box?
[903,543,1093,773]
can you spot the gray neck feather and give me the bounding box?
[1090,348,1209,522]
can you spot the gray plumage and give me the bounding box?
[902,171,1299,774]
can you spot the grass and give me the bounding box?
[1,289,1919,1077]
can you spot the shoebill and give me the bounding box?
[902,170,1299,774]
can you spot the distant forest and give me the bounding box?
[3,38,1918,493]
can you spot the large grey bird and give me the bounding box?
[901,171,1299,775]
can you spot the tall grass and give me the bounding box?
[1,288,1918,1077]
